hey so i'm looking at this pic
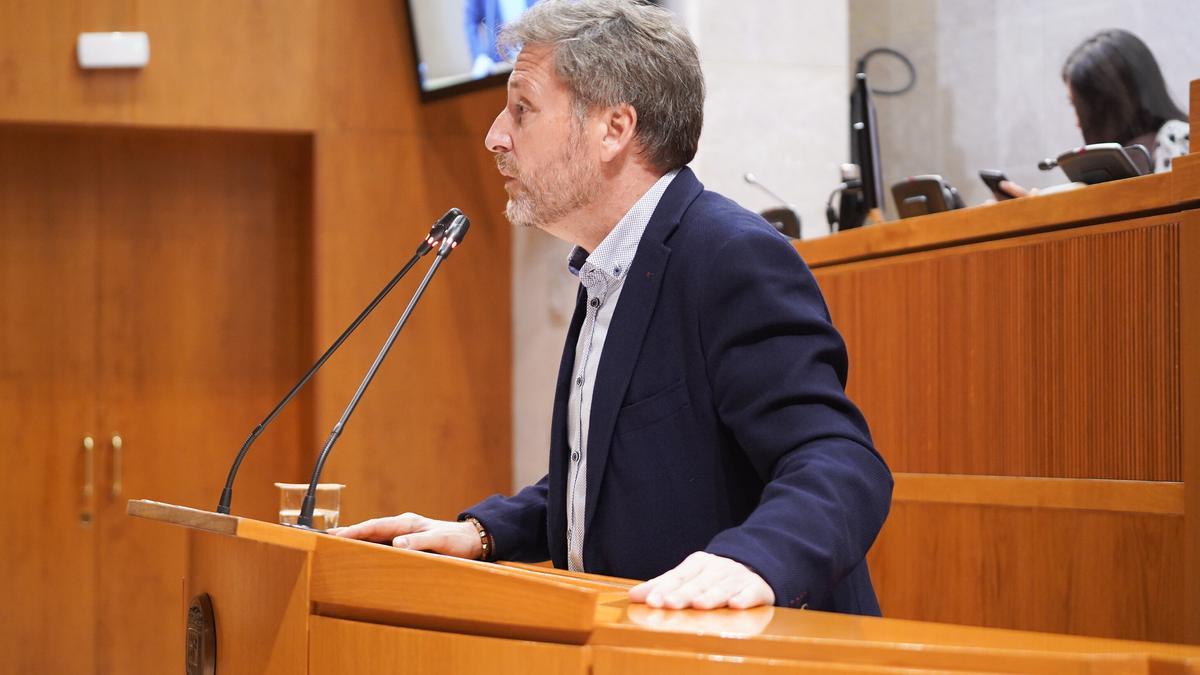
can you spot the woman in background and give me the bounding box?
[1003,29,1189,196]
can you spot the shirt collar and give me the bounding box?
[567,169,680,284]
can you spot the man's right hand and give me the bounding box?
[328,512,483,560]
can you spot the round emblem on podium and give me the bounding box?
[186,593,217,675]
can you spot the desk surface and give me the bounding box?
[797,152,1200,268]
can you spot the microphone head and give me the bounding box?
[437,214,471,257]
[419,208,463,255]
[1038,158,1057,171]
[743,172,758,185]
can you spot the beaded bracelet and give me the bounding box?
[463,516,495,562]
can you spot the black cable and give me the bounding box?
[855,47,917,96]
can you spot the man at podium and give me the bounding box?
[332,0,892,615]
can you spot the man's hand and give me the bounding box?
[327,512,482,559]
[628,552,775,610]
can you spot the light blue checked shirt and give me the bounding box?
[564,168,679,572]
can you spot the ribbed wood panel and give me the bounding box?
[815,217,1181,480]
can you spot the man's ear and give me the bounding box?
[597,103,638,162]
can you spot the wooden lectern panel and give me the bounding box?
[592,646,962,674]
[186,530,310,674]
[309,616,587,675]
[592,603,1200,674]
[132,501,1200,674]
[309,536,599,644]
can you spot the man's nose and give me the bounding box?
[485,110,512,154]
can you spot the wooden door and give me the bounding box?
[0,126,101,674]
[91,128,314,674]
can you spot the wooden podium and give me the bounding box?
[131,499,1200,674]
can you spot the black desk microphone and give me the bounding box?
[295,214,471,529]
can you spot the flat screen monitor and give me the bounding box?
[404,0,665,101]
[839,72,884,229]
[404,0,543,101]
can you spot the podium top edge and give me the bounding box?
[126,499,238,535]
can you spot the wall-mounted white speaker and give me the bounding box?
[77,32,150,69]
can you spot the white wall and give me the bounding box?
[511,1,851,489]
[670,0,850,240]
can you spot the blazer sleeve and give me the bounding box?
[697,225,893,609]
[460,474,550,563]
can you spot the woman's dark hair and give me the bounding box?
[1062,29,1186,145]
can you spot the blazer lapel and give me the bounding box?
[582,168,703,535]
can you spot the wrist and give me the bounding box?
[460,516,495,561]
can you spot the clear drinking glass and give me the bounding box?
[274,482,345,530]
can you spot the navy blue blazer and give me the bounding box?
[465,168,892,614]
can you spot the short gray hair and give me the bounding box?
[500,0,705,171]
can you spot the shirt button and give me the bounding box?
[571,451,580,462]
[589,297,601,308]
[575,376,584,386]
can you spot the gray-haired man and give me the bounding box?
[334,0,892,614]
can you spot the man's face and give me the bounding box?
[484,44,601,231]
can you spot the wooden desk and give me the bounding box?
[794,79,1200,644]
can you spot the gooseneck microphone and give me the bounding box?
[296,214,471,529]
[215,208,462,515]
[743,172,792,206]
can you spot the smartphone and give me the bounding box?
[979,169,1015,201]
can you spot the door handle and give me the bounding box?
[111,434,124,498]
[81,435,95,526]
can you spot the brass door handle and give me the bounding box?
[81,436,95,526]
[111,434,124,498]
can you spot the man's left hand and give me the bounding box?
[628,551,775,610]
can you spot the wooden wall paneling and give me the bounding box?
[315,0,507,135]
[93,128,313,674]
[312,130,512,524]
[307,1,514,523]
[186,530,311,675]
[127,0,319,130]
[0,1,320,131]
[866,501,1185,643]
[1181,208,1200,644]
[891,474,1184,515]
[0,125,101,674]
[814,214,1182,480]
[0,2,134,125]
[308,616,587,675]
